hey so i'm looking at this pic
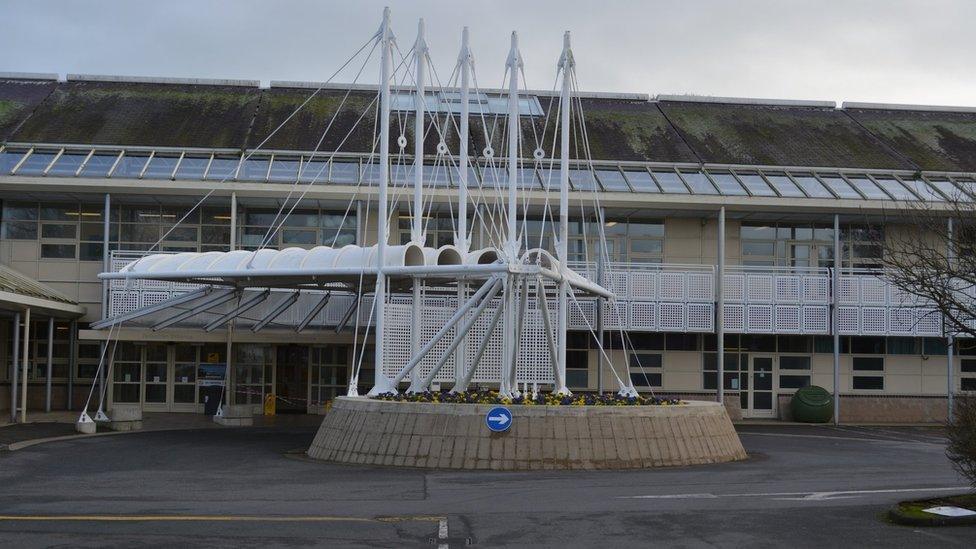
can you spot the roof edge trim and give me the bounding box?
[655,94,836,108]
[269,80,649,101]
[0,72,59,81]
[842,101,976,114]
[66,74,261,87]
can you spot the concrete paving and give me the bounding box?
[0,422,972,547]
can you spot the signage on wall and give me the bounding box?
[197,363,226,387]
[206,352,221,363]
[485,406,512,432]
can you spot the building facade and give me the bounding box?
[1,74,975,422]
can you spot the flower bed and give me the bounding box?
[370,390,682,406]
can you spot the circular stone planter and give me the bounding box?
[306,397,747,470]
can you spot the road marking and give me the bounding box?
[620,486,970,501]
[438,517,449,549]
[737,430,942,445]
[0,514,444,523]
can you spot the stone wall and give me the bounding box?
[777,393,949,423]
[307,397,747,470]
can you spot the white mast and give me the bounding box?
[408,18,428,392]
[455,27,473,390]
[501,32,522,397]
[368,7,394,396]
[554,31,574,395]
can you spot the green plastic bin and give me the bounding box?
[790,385,834,423]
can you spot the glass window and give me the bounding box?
[170,155,208,180]
[41,224,76,238]
[40,244,76,259]
[269,157,301,182]
[143,155,179,179]
[15,150,57,175]
[778,336,811,353]
[205,156,239,181]
[239,158,270,181]
[47,152,89,176]
[735,173,777,196]
[872,177,916,200]
[923,338,948,356]
[899,178,945,201]
[779,356,811,370]
[79,153,119,178]
[707,171,747,195]
[853,376,884,390]
[780,375,810,389]
[679,171,718,194]
[0,149,26,174]
[887,337,918,355]
[596,169,630,191]
[853,356,884,370]
[819,175,861,199]
[651,170,689,194]
[791,174,833,198]
[329,162,359,185]
[764,173,805,197]
[850,337,885,354]
[569,169,597,191]
[624,170,659,192]
[846,176,889,199]
[932,178,970,201]
[113,153,151,178]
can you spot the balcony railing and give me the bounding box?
[107,251,944,337]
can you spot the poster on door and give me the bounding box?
[197,363,226,387]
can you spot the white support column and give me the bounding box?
[833,214,841,425]
[455,27,473,390]
[230,192,238,251]
[717,207,725,405]
[20,307,30,423]
[100,193,109,401]
[67,319,77,410]
[410,19,428,390]
[500,32,523,397]
[553,31,574,396]
[368,7,395,396]
[45,316,53,413]
[947,217,955,421]
[10,311,19,423]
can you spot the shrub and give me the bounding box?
[946,396,976,488]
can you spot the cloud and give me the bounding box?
[1,0,973,106]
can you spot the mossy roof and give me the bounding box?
[0,79,57,141]
[247,88,378,153]
[567,98,698,162]
[658,101,913,169]
[845,108,976,172]
[9,80,261,148]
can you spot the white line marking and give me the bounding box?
[620,486,969,501]
[438,517,448,549]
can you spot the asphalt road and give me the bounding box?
[0,423,972,547]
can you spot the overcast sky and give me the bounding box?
[1,0,973,106]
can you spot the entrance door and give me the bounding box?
[275,346,308,413]
[747,355,776,418]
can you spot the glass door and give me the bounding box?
[747,355,776,418]
[275,345,309,413]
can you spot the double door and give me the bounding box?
[732,355,776,418]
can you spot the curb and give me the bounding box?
[887,507,976,527]
[1,424,242,453]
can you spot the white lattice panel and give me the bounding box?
[419,305,456,383]
[860,278,887,305]
[775,305,801,333]
[889,308,916,335]
[775,276,802,304]
[605,272,629,299]
[747,275,773,303]
[568,299,595,329]
[724,274,744,302]
[915,309,942,336]
[141,291,172,308]
[629,271,657,300]
[687,273,714,302]
[142,278,170,291]
[602,301,627,330]
[630,302,657,330]
[889,286,919,307]
[659,302,685,331]
[109,290,140,316]
[837,306,859,334]
[723,304,744,332]
[463,299,504,383]
[516,304,555,384]
[802,306,829,333]
[861,307,887,334]
[839,277,859,304]
[381,303,413,378]
[687,303,714,332]
[659,272,686,301]
[747,304,773,332]
[803,276,830,303]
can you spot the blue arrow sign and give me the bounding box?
[485,406,512,432]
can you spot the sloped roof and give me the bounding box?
[0,78,57,141]
[658,100,912,169]
[10,79,261,148]
[845,107,976,172]
[0,263,85,316]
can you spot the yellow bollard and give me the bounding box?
[263,393,276,416]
